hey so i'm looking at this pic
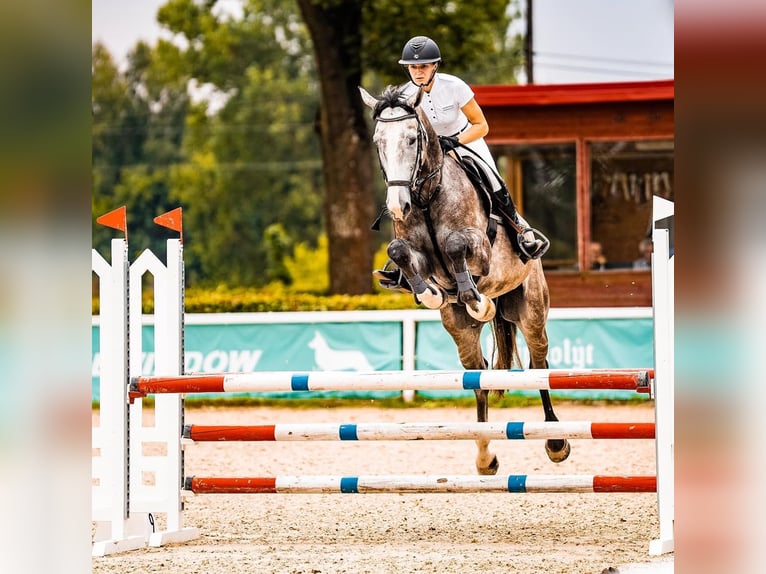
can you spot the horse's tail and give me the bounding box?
[490,310,521,397]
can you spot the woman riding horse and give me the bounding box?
[375,36,547,292]
[360,82,571,474]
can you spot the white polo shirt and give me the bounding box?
[401,73,474,137]
[401,73,501,190]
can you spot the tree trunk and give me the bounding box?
[297,0,376,294]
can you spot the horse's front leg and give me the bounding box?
[444,229,495,322]
[387,238,446,309]
[441,304,498,475]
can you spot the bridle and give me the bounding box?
[373,105,442,208]
[373,101,452,277]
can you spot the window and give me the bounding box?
[590,140,674,270]
[494,143,577,270]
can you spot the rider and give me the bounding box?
[375,36,546,291]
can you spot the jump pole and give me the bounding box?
[184,475,657,494]
[183,421,655,442]
[131,368,650,396]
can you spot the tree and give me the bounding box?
[296,0,375,294]
[361,0,521,86]
[157,0,324,286]
[92,40,191,260]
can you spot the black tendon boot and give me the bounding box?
[493,185,549,260]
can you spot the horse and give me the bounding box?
[359,85,570,474]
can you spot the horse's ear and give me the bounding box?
[359,86,378,110]
[407,87,424,109]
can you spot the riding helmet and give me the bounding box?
[398,36,442,65]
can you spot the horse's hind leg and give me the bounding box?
[474,388,499,474]
[503,275,571,464]
[523,317,571,463]
[539,387,570,463]
[528,331,571,463]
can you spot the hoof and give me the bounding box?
[545,439,571,463]
[477,455,499,475]
[466,295,496,322]
[416,287,445,309]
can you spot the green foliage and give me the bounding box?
[362,0,522,86]
[93,0,523,290]
[92,39,192,261]
[264,223,293,285]
[158,1,324,287]
[277,233,400,296]
[283,234,329,293]
[92,283,416,315]
[184,285,417,313]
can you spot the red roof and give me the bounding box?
[472,79,674,107]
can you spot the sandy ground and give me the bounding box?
[93,402,672,574]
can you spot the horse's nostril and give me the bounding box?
[402,202,412,218]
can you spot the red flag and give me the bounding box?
[154,207,183,234]
[96,206,127,237]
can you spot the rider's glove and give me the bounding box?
[438,135,460,153]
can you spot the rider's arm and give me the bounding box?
[458,98,490,144]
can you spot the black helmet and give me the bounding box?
[398,36,442,65]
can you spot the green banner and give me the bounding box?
[415,318,653,398]
[92,315,652,401]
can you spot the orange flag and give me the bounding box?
[154,207,183,242]
[96,206,127,238]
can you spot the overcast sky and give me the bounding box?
[92,0,674,84]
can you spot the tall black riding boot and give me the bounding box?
[492,185,549,260]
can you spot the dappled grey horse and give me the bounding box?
[360,85,570,473]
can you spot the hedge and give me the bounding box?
[92,285,420,314]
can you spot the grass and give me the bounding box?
[93,394,650,411]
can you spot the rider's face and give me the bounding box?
[407,63,437,86]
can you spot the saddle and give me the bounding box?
[453,155,548,263]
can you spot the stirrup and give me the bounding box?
[517,227,550,260]
[373,263,412,294]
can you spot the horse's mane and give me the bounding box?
[373,85,417,119]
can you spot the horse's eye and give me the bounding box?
[407,136,416,146]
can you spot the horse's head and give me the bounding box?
[360,85,434,222]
